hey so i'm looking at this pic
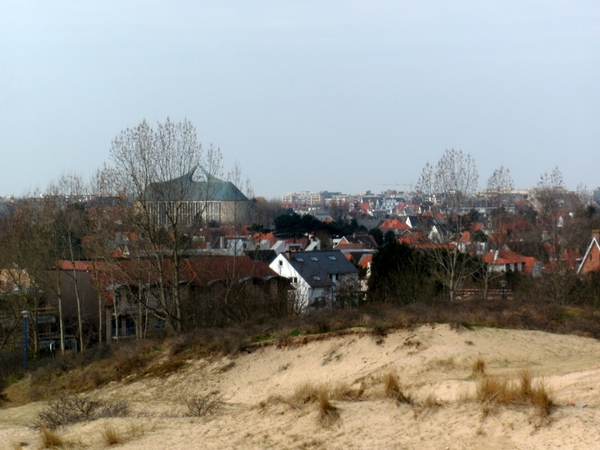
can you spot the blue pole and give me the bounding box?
[23,315,28,371]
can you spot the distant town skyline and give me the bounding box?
[2,1,598,199]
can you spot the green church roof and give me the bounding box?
[145,166,248,202]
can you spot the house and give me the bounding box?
[396,202,420,216]
[102,255,289,340]
[456,230,488,255]
[379,219,410,237]
[357,202,373,216]
[269,250,359,310]
[40,255,289,343]
[334,235,377,281]
[334,234,378,251]
[523,256,543,277]
[482,251,527,273]
[399,231,429,247]
[577,231,600,275]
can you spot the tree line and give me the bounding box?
[2,124,600,361]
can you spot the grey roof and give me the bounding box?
[145,166,248,202]
[356,217,383,231]
[244,250,278,265]
[286,250,358,288]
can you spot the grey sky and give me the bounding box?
[1,1,598,198]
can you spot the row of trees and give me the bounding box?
[2,128,599,358]
[368,236,600,308]
[367,149,599,305]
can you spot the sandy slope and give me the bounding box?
[3,324,600,449]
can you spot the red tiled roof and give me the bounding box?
[482,251,526,265]
[182,256,276,286]
[379,219,410,231]
[58,261,94,271]
[91,256,279,306]
[414,243,454,250]
[399,231,428,246]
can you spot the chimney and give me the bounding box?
[593,230,600,243]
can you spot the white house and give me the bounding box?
[269,250,359,310]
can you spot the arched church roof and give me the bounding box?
[145,166,248,202]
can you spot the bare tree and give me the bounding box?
[535,167,565,250]
[416,149,480,301]
[530,167,591,303]
[107,118,223,333]
[49,173,90,352]
[487,166,514,196]
[477,166,517,299]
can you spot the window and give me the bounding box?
[279,260,283,266]
[295,257,304,262]
[313,276,321,281]
[327,255,337,261]
[292,277,298,283]
[310,256,319,261]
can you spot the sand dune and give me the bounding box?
[3,324,600,449]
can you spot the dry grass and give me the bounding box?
[383,371,412,405]
[472,356,486,376]
[40,426,73,449]
[265,380,365,413]
[412,391,445,417]
[420,392,443,409]
[125,420,147,438]
[476,369,554,417]
[101,423,126,446]
[288,382,320,408]
[329,381,365,401]
[271,382,344,425]
[317,388,339,426]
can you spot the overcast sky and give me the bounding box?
[1,1,598,199]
